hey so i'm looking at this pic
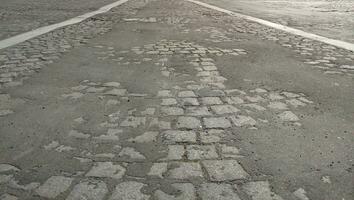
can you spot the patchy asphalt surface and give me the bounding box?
[0,0,353,200]
[0,0,120,40]
[199,0,354,43]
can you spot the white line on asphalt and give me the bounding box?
[186,0,354,52]
[0,0,130,50]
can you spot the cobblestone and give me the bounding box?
[278,111,300,122]
[176,116,201,129]
[0,0,340,199]
[267,102,288,110]
[293,188,310,200]
[68,130,90,139]
[155,183,196,200]
[163,130,197,143]
[0,175,13,184]
[86,162,126,179]
[0,194,18,200]
[161,107,184,116]
[230,115,257,127]
[203,117,232,128]
[0,164,19,172]
[199,183,241,200]
[66,180,108,200]
[162,145,185,160]
[286,99,306,107]
[242,181,284,200]
[200,129,225,143]
[109,181,150,200]
[186,145,218,160]
[202,160,249,181]
[119,147,146,160]
[148,163,168,178]
[158,90,173,97]
[128,131,158,143]
[121,116,146,128]
[168,162,203,179]
[0,109,14,117]
[178,91,197,98]
[211,105,239,114]
[185,106,212,116]
[224,96,244,104]
[161,98,178,106]
[201,97,223,105]
[36,176,73,198]
[180,98,199,106]
[220,144,241,158]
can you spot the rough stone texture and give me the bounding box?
[246,95,265,103]
[0,164,20,172]
[158,90,173,97]
[278,111,300,121]
[148,163,168,178]
[0,174,13,184]
[199,183,241,200]
[104,88,127,96]
[121,116,146,128]
[225,96,244,104]
[185,107,212,116]
[161,107,184,116]
[36,176,73,198]
[268,93,285,101]
[119,147,146,160]
[168,162,204,179]
[178,91,197,97]
[0,110,14,117]
[211,105,239,114]
[267,102,288,110]
[244,104,266,111]
[220,144,241,158]
[155,183,196,200]
[176,116,201,129]
[203,117,232,128]
[230,115,257,127]
[202,160,249,181]
[141,108,156,115]
[161,98,178,106]
[242,181,284,200]
[162,145,185,160]
[109,181,150,200]
[181,98,200,106]
[66,180,108,200]
[200,129,225,143]
[186,145,218,160]
[163,130,197,143]
[128,131,158,143]
[286,99,306,107]
[0,194,18,200]
[68,130,90,139]
[86,162,126,179]
[201,97,223,105]
[293,188,310,200]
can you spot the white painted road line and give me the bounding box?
[0,0,130,50]
[186,0,354,52]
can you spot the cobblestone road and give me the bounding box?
[0,0,353,200]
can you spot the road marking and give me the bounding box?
[186,0,354,52]
[0,0,130,50]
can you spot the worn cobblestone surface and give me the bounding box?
[0,0,353,200]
